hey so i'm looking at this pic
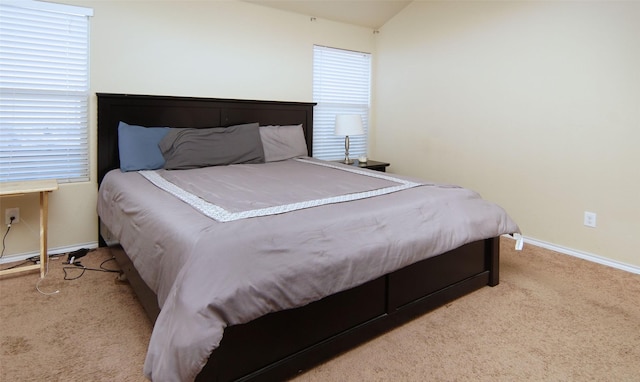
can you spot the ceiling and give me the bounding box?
[242,0,412,29]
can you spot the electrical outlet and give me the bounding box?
[5,207,20,224]
[584,211,596,228]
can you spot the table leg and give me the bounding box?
[39,191,49,278]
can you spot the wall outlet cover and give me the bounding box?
[5,207,20,224]
[584,211,597,228]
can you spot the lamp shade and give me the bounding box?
[334,114,364,136]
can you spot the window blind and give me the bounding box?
[0,1,92,183]
[312,45,371,160]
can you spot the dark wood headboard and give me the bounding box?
[97,93,316,183]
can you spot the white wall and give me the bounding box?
[374,1,640,268]
[0,0,374,260]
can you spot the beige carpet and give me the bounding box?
[1,238,639,381]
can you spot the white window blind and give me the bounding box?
[313,45,371,160]
[0,1,92,183]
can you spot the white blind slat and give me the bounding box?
[0,1,91,183]
[312,45,371,161]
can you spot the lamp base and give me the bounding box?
[343,136,353,165]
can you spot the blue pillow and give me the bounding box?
[118,122,171,171]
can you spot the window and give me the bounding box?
[312,45,371,160]
[0,0,92,183]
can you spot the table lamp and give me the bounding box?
[334,114,364,164]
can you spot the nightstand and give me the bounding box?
[0,179,58,278]
[336,159,390,172]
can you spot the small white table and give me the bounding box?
[0,179,58,278]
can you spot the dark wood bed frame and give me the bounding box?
[97,93,500,382]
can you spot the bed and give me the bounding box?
[96,93,519,382]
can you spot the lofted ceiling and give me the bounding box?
[242,0,412,29]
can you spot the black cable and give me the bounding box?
[1,220,12,259]
[0,260,30,271]
[99,256,119,272]
[62,265,86,280]
[62,256,119,280]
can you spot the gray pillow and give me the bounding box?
[259,124,308,162]
[159,122,264,170]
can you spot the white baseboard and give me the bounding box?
[0,241,99,265]
[4,237,638,276]
[504,235,640,275]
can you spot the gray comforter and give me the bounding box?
[97,158,519,382]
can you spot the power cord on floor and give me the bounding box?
[1,253,65,272]
[62,252,119,280]
[1,260,30,270]
[1,244,120,293]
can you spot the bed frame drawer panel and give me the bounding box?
[387,240,486,311]
[202,276,386,381]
